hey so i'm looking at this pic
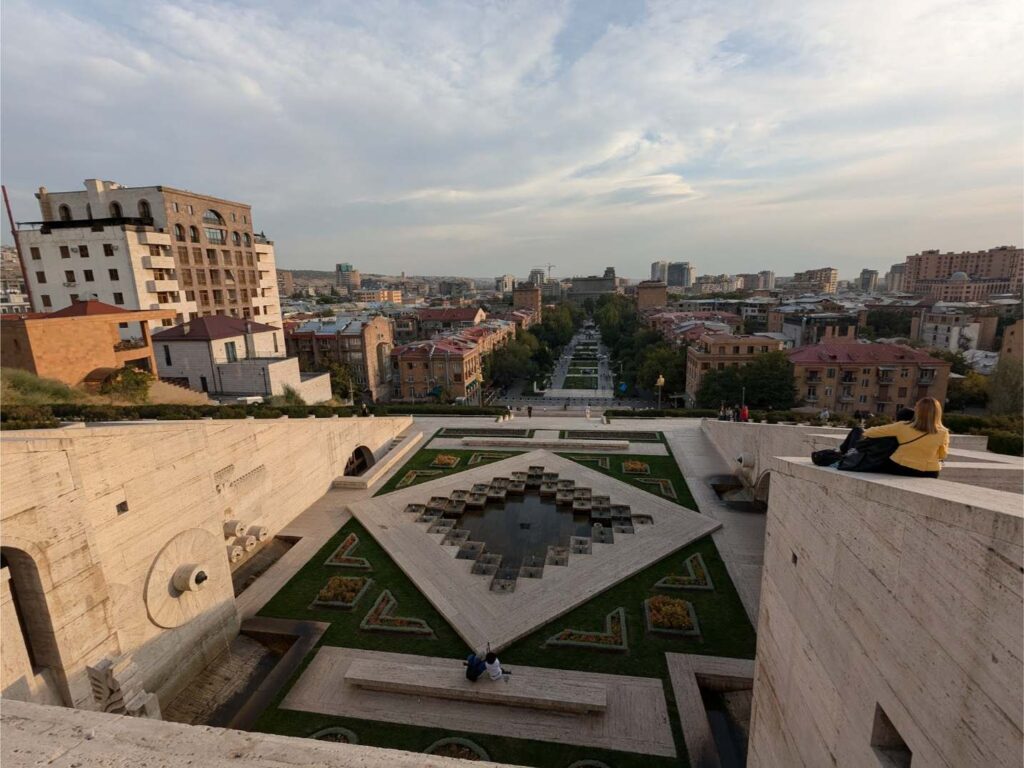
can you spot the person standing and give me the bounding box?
[739,404,749,423]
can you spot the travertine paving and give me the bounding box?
[349,449,720,650]
[283,647,676,757]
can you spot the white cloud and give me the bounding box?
[1,0,1020,277]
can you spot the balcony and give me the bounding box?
[142,254,176,270]
[146,279,179,293]
[135,230,171,246]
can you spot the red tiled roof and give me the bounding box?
[787,343,946,365]
[48,300,130,317]
[152,315,279,341]
[391,338,475,357]
[416,307,484,322]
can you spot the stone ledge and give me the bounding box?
[0,699,525,767]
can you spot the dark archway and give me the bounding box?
[1,547,62,678]
[344,445,375,476]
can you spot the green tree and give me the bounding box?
[321,361,357,400]
[932,350,970,375]
[100,366,152,403]
[862,309,914,339]
[989,358,1023,416]
[636,343,687,395]
[696,350,796,409]
[697,366,744,408]
[946,370,989,411]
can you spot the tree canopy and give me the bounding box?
[696,351,796,409]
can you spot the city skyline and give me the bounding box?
[1,0,1021,277]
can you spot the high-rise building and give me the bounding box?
[885,263,906,293]
[736,272,775,291]
[19,179,281,331]
[528,269,546,286]
[650,261,669,282]
[512,283,542,321]
[277,270,295,298]
[495,274,515,293]
[566,268,619,304]
[902,246,1021,300]
[335,263,362,293]
[666,261,694,288]
[859,269,879,292]
[758,270,776,290]
[789,267,838,294]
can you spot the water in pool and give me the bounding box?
[456,492,591,570]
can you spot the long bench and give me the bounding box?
[343,657,607,714]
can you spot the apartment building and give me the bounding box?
[352,288,402,304]
[684,333,787,405]
[903,246,1022,299]
[694,274,740,294]
[277,270,295,298]
[885,263,906,292]
[781,313,859,347]
[859,269,879,292]
[416,306,486,337]
[910,306,1000,352]
[512,283,542,321]
[566,268,619,304]
[788,267,839,294]
[19,180,281,328]
[789,343,950,415]
[650,261,669,282]
[285,313,395,402]
[495,274,516,293]
[736,271,776,291]
[666,261,694,288]
[1001,318,1023,361]
[635,280,668,310]
[391,337,482,403]
[335,263,361,294]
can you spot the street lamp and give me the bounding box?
[655,373,665,409]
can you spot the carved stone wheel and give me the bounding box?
[145,528,228,628]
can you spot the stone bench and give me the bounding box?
[460,437,629,451]
[343,657,607,714]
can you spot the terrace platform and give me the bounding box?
[282,647,676,757]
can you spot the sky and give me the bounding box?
[1,0,1021,279]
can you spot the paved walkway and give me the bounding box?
[283,647,676,757]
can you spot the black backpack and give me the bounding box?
[837,433,925,473]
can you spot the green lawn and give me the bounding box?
[562,375,599,389]
[559,450,698,510]
[374,448,524,495]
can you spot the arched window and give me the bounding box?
[232,231,241,246]
[243,233,251,246]
[202,209,224,225]
[189,225,199,243]
[58,204,72,221]
[174,224,186,242]
[138,200,152,219]
[109,201,123,218]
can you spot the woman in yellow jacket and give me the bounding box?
[859,397,950,478]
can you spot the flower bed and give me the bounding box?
[654,553,714,591]
[644,595,700,637]
[395,469,443,489]
[546,607,628,652]
[562,430,662,442]
[324,533,372,570]
[312,576,373,610]
[621,459,650,475]
[430,453,461,469]
[359,589,434,635]
[425,737,490,761]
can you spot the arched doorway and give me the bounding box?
[344,445,375,477]
[1,548,63,696]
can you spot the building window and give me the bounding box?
[79,245,89,258]
[84,270,94,282]
[202,209,224,225]
[109,201,122,217]
[232,231,241,245]
[41,294,51,307]
[113,292,124,305]
[108,269,119,280]
[60,246,70,259]
[225,341,238,362]
[69,293,78,301]
[189,226,200,243]
[163,345,172,366]
[64,270,75,283]
[174,224,186,242]
[30,247,40,260]
[243,233,251,246]
[86,203,93,219]
[58,204,72,221]
[103,243,114,256]
[178,247,189,263]
[35,271,46,284]
[205,228,226,245]
[173,202,180,213]
[138,200,152,218]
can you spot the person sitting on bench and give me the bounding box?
[484,651,505,681]
[465,652,487,682]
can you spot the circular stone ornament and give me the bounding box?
[425,737,490,762]
[145,528,229,628]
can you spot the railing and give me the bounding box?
[211,352,288,364]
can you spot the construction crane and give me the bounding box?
[532,263,556,279]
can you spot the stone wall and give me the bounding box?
[0,416,409,710]
[748,458,1022,766]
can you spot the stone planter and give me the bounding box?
[653,553,714,591]
[546,607,628,653]
[311,576,373,611]
[324,533,371,570]
[643,595,701,637]
[359,590,433,636]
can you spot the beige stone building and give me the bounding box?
[788,267,838,294]
[1001,317,1023,361]
[390,336,482,403]
[684,333,787,405]
[635,280,668,310]
[789,342,950,415]
[20,180,281,328]
[902,245,1022,299]
[512,283,542,321]
[285,313,395,402]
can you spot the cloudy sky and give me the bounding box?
[1,0,1021,279]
